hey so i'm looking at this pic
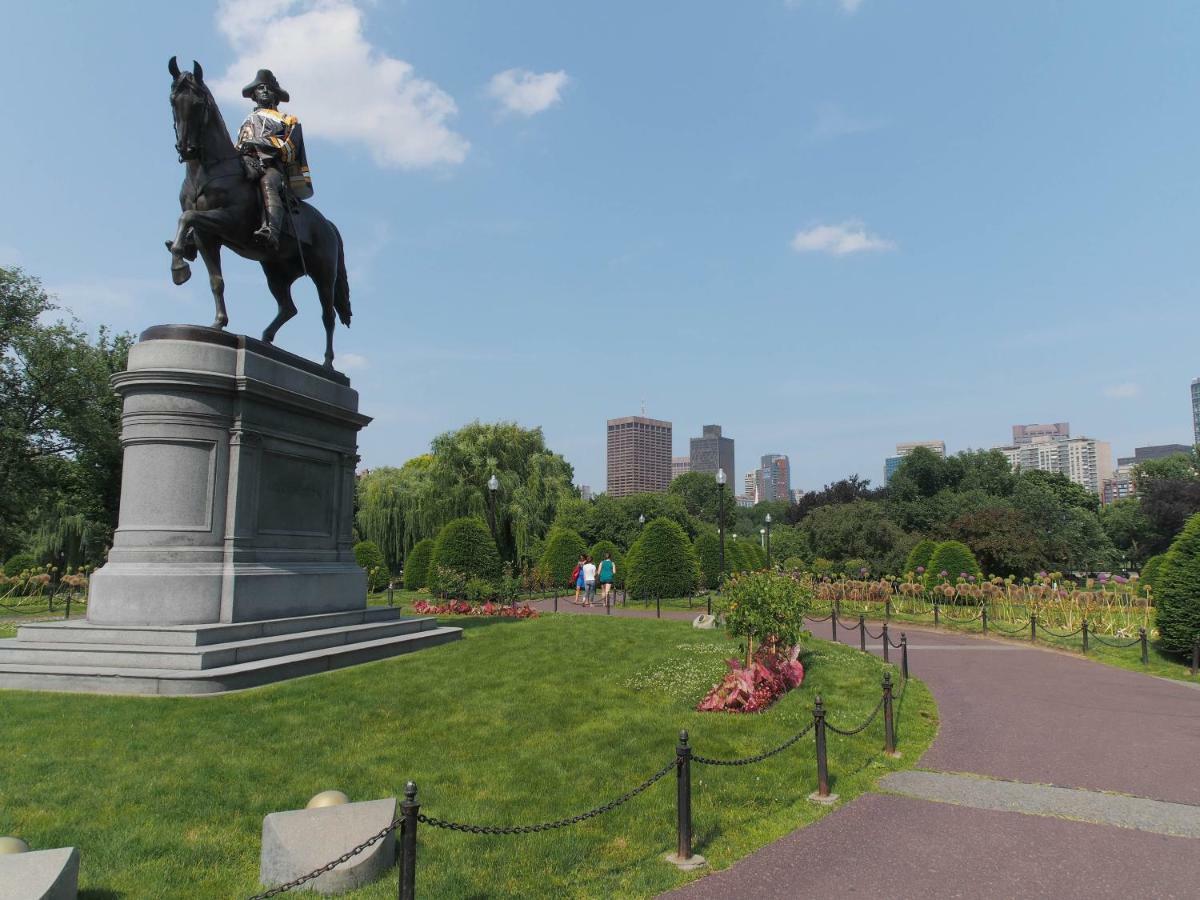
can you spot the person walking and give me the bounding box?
[597,552,616,606]
[573,554,586,605]
[582,556,598,607]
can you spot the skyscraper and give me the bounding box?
[672,456,691,481]
[1192,378,1200,446]
[689,425,735,486]
[760,454,791,502]
[743,471,761,504]
[1013,423,1069,445]
[996,434,1113,495]
[606,416,672,498]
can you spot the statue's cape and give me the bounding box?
[237,108,313,199]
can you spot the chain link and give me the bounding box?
[805,612,833,622]
[417,759,676,835]
[693,720,816,767]
[825,694,885,736]
[248,818,402,898]
[864,626,885,640]
[1038,624,1084,638]
[988,620,1030,635]
[1087,632,1142,649]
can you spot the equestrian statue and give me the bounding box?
[165,58,350,368]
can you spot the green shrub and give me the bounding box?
[403,538,435,591]
[464,576,497,603]
[924,541,982,588]
[4,553,37,577]
[718,570,812,661]
[842,558,871,578]
[811,557,835,577]
[353,540,388,592]
[626,517,697,600]
[904,539,938,575]
[692,531,722,590]
[744,541,766,570]
[1139,553,1166,594]
[429,517,501,593]
[433,566,468,599]
[725,541,748,573]
[542,527,588,587]
[1153,513,1200,654]
[589,540,625,588]
[782,556,806,573]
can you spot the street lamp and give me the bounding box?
[639,513,645,526]
[765,513,772,568]
[487,473,499,540]
[715,468,727,614]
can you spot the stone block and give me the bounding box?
[260,798,396,894]
[0,847,79,900]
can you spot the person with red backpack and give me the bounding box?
[571,555,586,605]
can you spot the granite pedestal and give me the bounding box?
[0,326,460,694]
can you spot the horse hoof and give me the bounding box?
[172,264,191,286]
[323,357,334,369]
[261,333,274,344]
[212,319,228,331]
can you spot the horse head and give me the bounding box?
[168,57,212,162]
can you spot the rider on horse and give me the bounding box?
[237,69,312,250]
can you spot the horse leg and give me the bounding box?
[193,233,228,330]
[315,266,337,368]
[167,210,196,285]
[261,265,298,343]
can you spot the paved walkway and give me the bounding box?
[529,597,1200,897]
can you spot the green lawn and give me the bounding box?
[1,615,936,898]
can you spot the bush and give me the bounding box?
[811,557,835,577]
[924,541,982,588]
[841,558,871,579]
[4,553,37,577]
[626,517,698,600]
[692,531,722,590]
[431,566,468,599]
[464,576,497,603]
[717,570,812,661]
[429,517,501,593]
[542,527,588,587]
[353,540,388,592]
[403,538,435,591]
[782,556,806,573]
[1139,553,1166,593]
[1153,513,1200,654]
[589,540,625,588]
[904,539,938,576]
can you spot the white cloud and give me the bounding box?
[790,221,895,256]
[487,68,569,117]
[1104,382,1140,399]
[339,352,369,370]
[784,0,864,12]
[212,0,468,169]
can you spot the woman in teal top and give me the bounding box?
[597,553,616,605]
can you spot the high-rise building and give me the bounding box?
[1013,423,1069,445]
[1192,379,1200,446]
[884,456,904,484]
[743,471,761,504]
[579,485,593,502]
[760,454,791,502]
[789,488,805,505]
[689,425,735,486]
[996,434,1113,495]
[1102,461,1135,506]
[1134,444,1192,462]
[606,415,672,497]
[885,441,946,484]
[671,456,691,481]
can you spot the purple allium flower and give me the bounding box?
[860,567,869,576]
[940,570,949,578]
[1114,575,1127,584]
[1098,573,1108,583]
[916,566,925,574]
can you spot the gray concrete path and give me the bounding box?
[526,598,1200,896]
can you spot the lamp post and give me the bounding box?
[487,474,499,541]
[715,468,727,615]
[765,513,772,568]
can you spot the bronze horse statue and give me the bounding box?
[165,58,351,368]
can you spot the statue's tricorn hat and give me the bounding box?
[242,69,289,103]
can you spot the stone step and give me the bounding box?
[15,607,409,647]
[0,626,462,695]
[0,618,436,671]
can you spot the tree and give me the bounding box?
[353,540,388,591]
[904,539,938,575]
[1099,498,1159,568]
[948,506,1043,577]
[886,446,952,501]
[403,538,435,590]
[1138,553,1166,593]
[668,472,735,528]
[1152,512,1200,654]
[626,517,697,599]
[924,541,981,587]
[800,500,909,571]
[541,527,587,587]
[0,267,132,564]
[551,491,696,550]
[589,540,625,589]
[692,530,723,590]
[784,475,881,525]
[429,517,502,590]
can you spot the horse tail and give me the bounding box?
[332,223,351,327]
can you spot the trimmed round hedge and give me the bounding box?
[692,531,722,590]
[353,540,388,591]
[429,517,501,585]
[541,527,588,588]
[904,539,938,576]
[403,538,435,591]
[4,553,37,577]
[1153,513,1200,654]
[589,540,625,588]
[626,517,697,600]
[924,541,982,588]
[1138,553,1166,594]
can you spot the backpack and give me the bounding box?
[570,564,580,584]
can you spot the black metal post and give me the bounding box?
[554,593,558,613]
[387,585,394,607]
[831,608,838,643]
[399,781,419,900]
[718,484,726,601]
[64,591,73,620]
[656,596,661,619]
[1030,614,1037,643]
[882,672,896,755]
[859,614,866,652]
[882,622,890,663]
[1192,637,1199,677]
[900,633,909,679]
[1081,620,1089,653]
[933,600,939,627]
[981,602,988,634]
[606,590,611,615]
[675,730,693,862]
[765,520,772,569]
[813,696,830,798]
[885,596,891,620]
[1140,627,1149,666]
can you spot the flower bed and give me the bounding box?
[697,645,805,713]
[412,599,538,618]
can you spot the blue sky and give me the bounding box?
[3,1,1199,492]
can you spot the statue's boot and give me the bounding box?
[255,179,284,250]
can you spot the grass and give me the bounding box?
[0,595,87,638]
[1,615,936,899]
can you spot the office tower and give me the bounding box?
[886,441,946,484]
[743,471,760,504]
[689,425,735,486]
[1134,444,1192,462]
[996,434,1113,495]
[579,485,593,502]
[672,456,691,481]
[606,416,672,498]
[1012,423,1069,446]
[760,454,791,502]
[1193,379,1200,446]
[884,456,904,485]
